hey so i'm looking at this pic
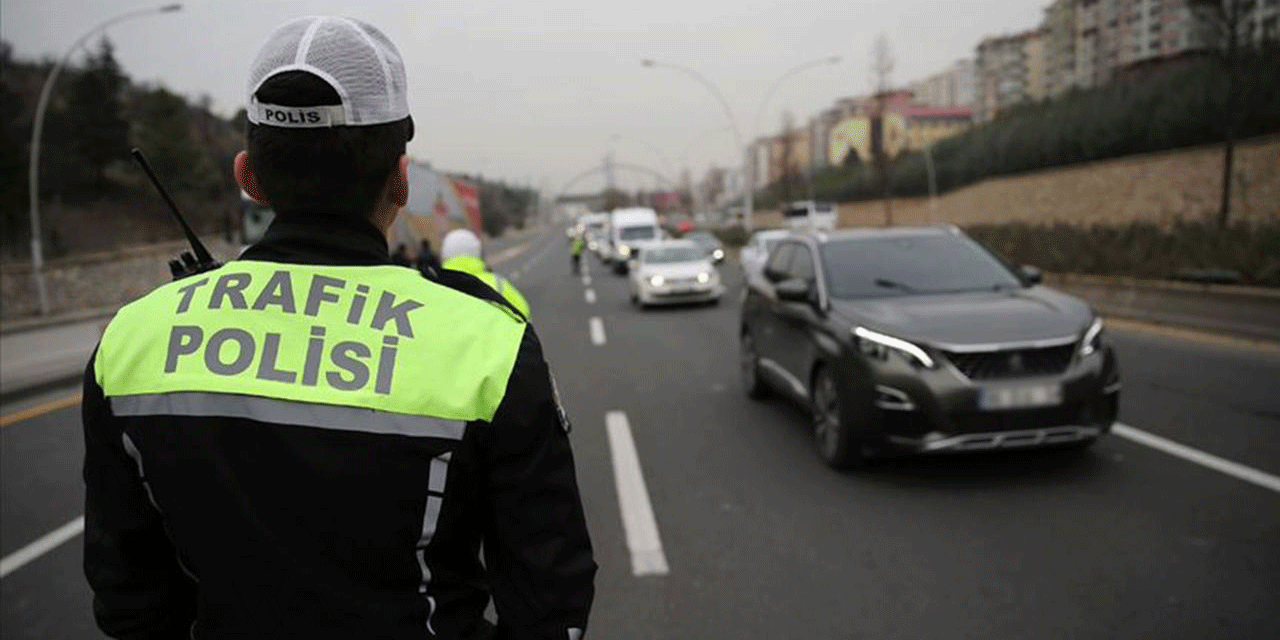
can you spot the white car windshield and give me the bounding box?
[644,246,705,263]
[619,226,656,241]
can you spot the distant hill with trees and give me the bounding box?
[1,39,243,260]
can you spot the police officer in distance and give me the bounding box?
[440,229,531,319]
[82,16,595,640]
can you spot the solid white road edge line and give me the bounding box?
[0,515,85,579]
[1114,423,1280,495]
[585,289,596,304]
[589,317,606,346]
[604,411,669,577]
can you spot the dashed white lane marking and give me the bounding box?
[589,317,606,346]
[582,275,591,287]
[604,411,669,577]
[0,516,84,579]
[585,289,596,304]
[1114,423,1280,495]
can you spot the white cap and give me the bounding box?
[246,16,409,128]
[441,229,483,261]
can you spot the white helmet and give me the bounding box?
[440,229,482,261]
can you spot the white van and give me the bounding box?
[781,200,837,231]
[609,207,662,274]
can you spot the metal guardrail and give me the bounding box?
[1045,273,1280,343]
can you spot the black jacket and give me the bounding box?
[82,214,596,639]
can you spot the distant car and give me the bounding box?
[629,240,723,308]
[781,200,837,231]
[739,229,791,282]
[739,226,1120,469]
[684,230,725,264]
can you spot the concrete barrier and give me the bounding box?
[1045,273,1280,342]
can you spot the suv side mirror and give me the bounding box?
[1020,265,1043,285]
[775,278,812,303]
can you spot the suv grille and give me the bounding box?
[943,344,1076,380]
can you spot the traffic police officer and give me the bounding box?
[82,16,595,640]
[440,229,532,319]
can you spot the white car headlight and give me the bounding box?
[696,272,711,284]
[712,249,725,260]
[853,326,936,369]
[619,245,632,257]
[588,241,598,251]
[1080,318,1104,356]
[648,275,665,287]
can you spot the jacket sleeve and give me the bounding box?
[82,349,197,639]
[484,327,597,640]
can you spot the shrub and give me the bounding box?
[967,220,1280,286]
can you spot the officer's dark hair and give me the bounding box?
[247,71,414,220]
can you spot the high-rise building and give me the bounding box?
[975,29,1047,121]
[1043,0,1224,97]
[908,59,977,109]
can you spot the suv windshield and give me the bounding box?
[644,245,705,263]
[820,234,1022,298]
[620,226,656,241]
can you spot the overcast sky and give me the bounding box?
[4,0,1041,192]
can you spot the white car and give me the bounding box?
[739,229,791,284]
[629,240,723,308]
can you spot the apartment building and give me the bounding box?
[975,29,1047,121]
[1042,0,1231,97]
[908,59,977,109]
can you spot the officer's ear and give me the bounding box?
[385,155,410,208]
[235,151,270,205]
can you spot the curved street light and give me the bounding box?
[640,58,753,230]
[641,55,840,232]
[751,56,842,146]
[27,3,183,315]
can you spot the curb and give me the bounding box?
[1093,305,1280,345]
[0,306,119,336]
[0,372,84,407]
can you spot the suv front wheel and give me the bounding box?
[740,331,770,400]
[811,365,868,469]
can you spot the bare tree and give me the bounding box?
[775,110,796,204]
[870,33,896,226]
[1191,0,1249,228]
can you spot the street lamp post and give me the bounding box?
[642,55,840,233]
[26,3,182,316]
[750,57,841,211]
[640,59,751,230]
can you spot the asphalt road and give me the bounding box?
[3,228,1279,639]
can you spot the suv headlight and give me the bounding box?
[696,271,711,284]
[648,274,665,287]
[853,326,936,369]
[1080,318,1104,357]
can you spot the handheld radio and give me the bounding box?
[130,148,223,280]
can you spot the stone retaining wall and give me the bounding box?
[1,239,237,322]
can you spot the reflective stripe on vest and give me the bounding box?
[96,260,525,424]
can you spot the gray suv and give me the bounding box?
[739,226,1121,469]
